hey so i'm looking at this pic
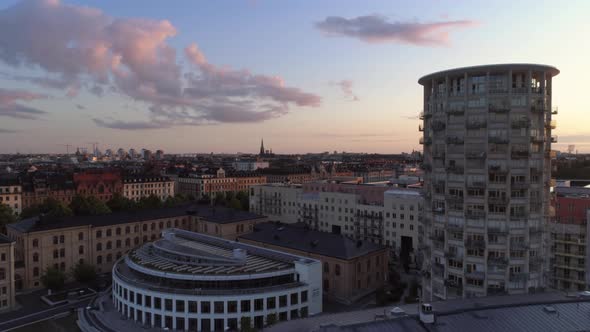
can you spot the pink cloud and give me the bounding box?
[0,88,47,119]
[0,0,321,129]
[316,15,477,46]
[331,80,359,101]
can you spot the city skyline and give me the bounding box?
[0,0,588,154]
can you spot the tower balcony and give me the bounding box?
[489,136,509,144]
[545,120,557,130]
[432,121,446,132]
[466,151,486,160]
[511,150,530,159]
[419,125,424,132]
[446,136,464,145]
[551,135,558,143]
[511,119,530,129]
[419,137,432,145]
[466,121,487,130]
[551,107,558,115]
[489,104,510,113]
[446,165,464,174]
[531,103,549,113]
[447,107,466,115]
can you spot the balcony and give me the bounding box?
[446,195,464,205]
[545,150,557,159]
[511,181,529,189]
[551,136,558,143]
[466,121,487,130]
[433,207,446,215]
[419,110,432,120]
[466,151,486,160]
[433,152,446,160]
[419,137,432,145]
[465,238,486,249]
[446,165,464,174]
[489,136,509,144]
[446,136,464,145]
[465,270,486,280]
[509,272,529,282]
[511,119,530,129]
[545,120,557,130]
[489,104,510,113]
[444,279,463,291]
[448,107,465,115]
[551,107,558,115]
[530,136,545,144]
[432,121,446,132]
[445,250,463,260]
[447,223,464,233]
[488,226,508,235]
[511,150,530,159]
[488,196,508,205]
[531,103,549,113]
[488,256,508,266]
[489,165,508,175]
[419,125,424,132]
[467,181,486,189]
[510,241,529,250]
[466,210,486,219]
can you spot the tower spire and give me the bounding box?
[260,138,265,155]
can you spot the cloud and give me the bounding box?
[330,80,359,101]
[92,118,172,130]
[0,88,47,119]
[0,128,18,133]
[0,0,320,129]
[315,15,476,46]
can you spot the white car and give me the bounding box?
[390,307,406,317]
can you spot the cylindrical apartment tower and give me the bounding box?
[418,64,559,300]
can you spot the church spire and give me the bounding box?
[259,138,265,155]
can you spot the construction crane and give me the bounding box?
[87,142,99,156]
[57,144,73,154]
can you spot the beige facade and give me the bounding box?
[249,183,302,224]
[6,208,267,290]
[0,184,22,215]
[240,230,389,304]
[123,176,175,202]
[0,236,15,312]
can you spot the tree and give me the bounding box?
[70,195,111,216]
[107,193,136,212]
[228,197,242,210]
[20,197,73,220]
[137,194,162,210]
[236,191,250,211]
[0,204,16,232]
[41,267,66,291]
[240,317,256,332]
[71,262,97,283]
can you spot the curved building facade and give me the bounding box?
[112,229,321,331]
[418,64,559,299]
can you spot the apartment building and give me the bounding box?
[249,183,301,224]
[0,178,21,215]
[175,169,266,199]
[240,222,388,304]
[20,173,76,209]
[549,186,590,291]
[123,175,175,202]
[249,182,423,261]
[73,169,123,202]
[419,64,559,300]
[5,205,267,290]
[0,235,15,312]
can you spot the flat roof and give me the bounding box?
[8,205,265,233]
[418,63,559,84]
[240,222,387,260]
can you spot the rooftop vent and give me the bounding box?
[543,306,557,313]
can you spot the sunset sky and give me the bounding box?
[0,0,588,154]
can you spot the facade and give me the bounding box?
[419,64,559,300]
[232,161,270,171]
[249,183,423,262]
[549,186,590,291]
[175,170,266,199]
[112,228,322,331]
[123,175,175,202]
[0,235,15,312]
[240,222,388,304]
[21,177,75,209]
[5,205,267,290]
[73,169,123,202]
[0,180,21,215]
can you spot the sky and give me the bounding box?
[0,0,588,154]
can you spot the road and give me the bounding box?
[0,298,92,332]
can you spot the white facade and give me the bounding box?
[112,229,321,330]
[123,177,175,202]
[250,184,302,224]
[233,161,270,171]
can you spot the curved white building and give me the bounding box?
[112,229,322,331]
[418,64,559,299]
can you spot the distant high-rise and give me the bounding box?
[419,64,559,300]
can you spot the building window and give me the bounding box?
[97,255,102,264]
[33,252,39,262]
[228,300,237,313]
[323,262,329,273]
[96,231,102,238]
[323,279,330,291]
[267,297,276,309]
[201,301,210,313]
[214,301,224,314]
[301,291,308,303]
[165,299,173,311]
[106,241,112,250]
[96,243,102,251]
[53,236,58,245]
[290,293,298,305]
[335,264,341,276]
[188,301,198,313]
[32,239,39,248]
[254,298,264,311]
[78,232,84,241]
[176,300,185,312]
[33,267,39,277]
[106,229,112,237]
